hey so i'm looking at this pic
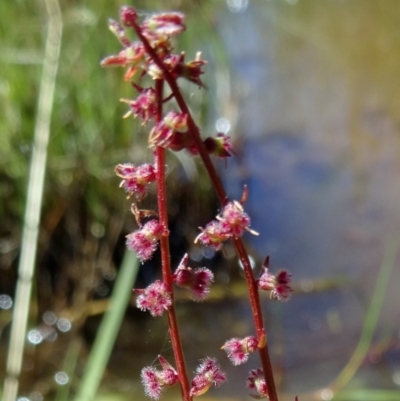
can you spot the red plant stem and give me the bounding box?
[154,79,191,401]
[135,25,278,401]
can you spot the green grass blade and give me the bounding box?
[74,250,139,401]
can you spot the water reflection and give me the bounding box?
[215,0,400,395]
[0,295,12,310]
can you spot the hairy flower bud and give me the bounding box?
[126,220,165,262]
[136,280,172,317]
[141,356,178,399]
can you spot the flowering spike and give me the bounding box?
[136,280,172,317]
[222,336,258,365]
[173,254,214,301]
[141,356,179,399]
[190,358,226,397]
[246,368,268,399]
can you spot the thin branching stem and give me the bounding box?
[133,23,279,401]
[154,80,192,401]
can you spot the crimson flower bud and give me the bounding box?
[173,254,214,301]
[120,6,138,27]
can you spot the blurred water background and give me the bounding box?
[1,1,400,400]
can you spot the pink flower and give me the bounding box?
[173,254,214,301]
[196,201,258,251]
[246,368,268,399]
[149,111,188,150]
[120,88,157,124]
[115,163,156,200]
[126,220,165,262]
[190,358,226,397]
[141,355,179,399]
[222,336,258,365]
[219,201,253,237]
[257,259,293,302]
[136,280,172,317]
[195,220,231,251]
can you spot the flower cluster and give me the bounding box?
[222,336,258,366]
[257,257,293,301]
[190,358,227,397]
[172,253,214,301]
[196,200,258,250]
[126,220,166,262]
[135,280,172,317]
[141,356,179,400]
[115,163,156,200]
[149,111,189,150]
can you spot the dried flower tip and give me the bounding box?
[141,356,178,400]
[115,163,156,200]
[246,368,268,399]
[120,6,138,27]
[120,88,157,124]
[126,220,165,262]
[173,254,214,301]
[190,358,226,397]
[222,336,258,366]
[258,267,293,302]
[176,51,207,87]
[136,280,172,317]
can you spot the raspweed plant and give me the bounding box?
[101,6,294,401]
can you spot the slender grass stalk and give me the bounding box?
[74,250,139,401]
[55,338,82,401]
[330,237,399,393]
[1,1,62,400]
